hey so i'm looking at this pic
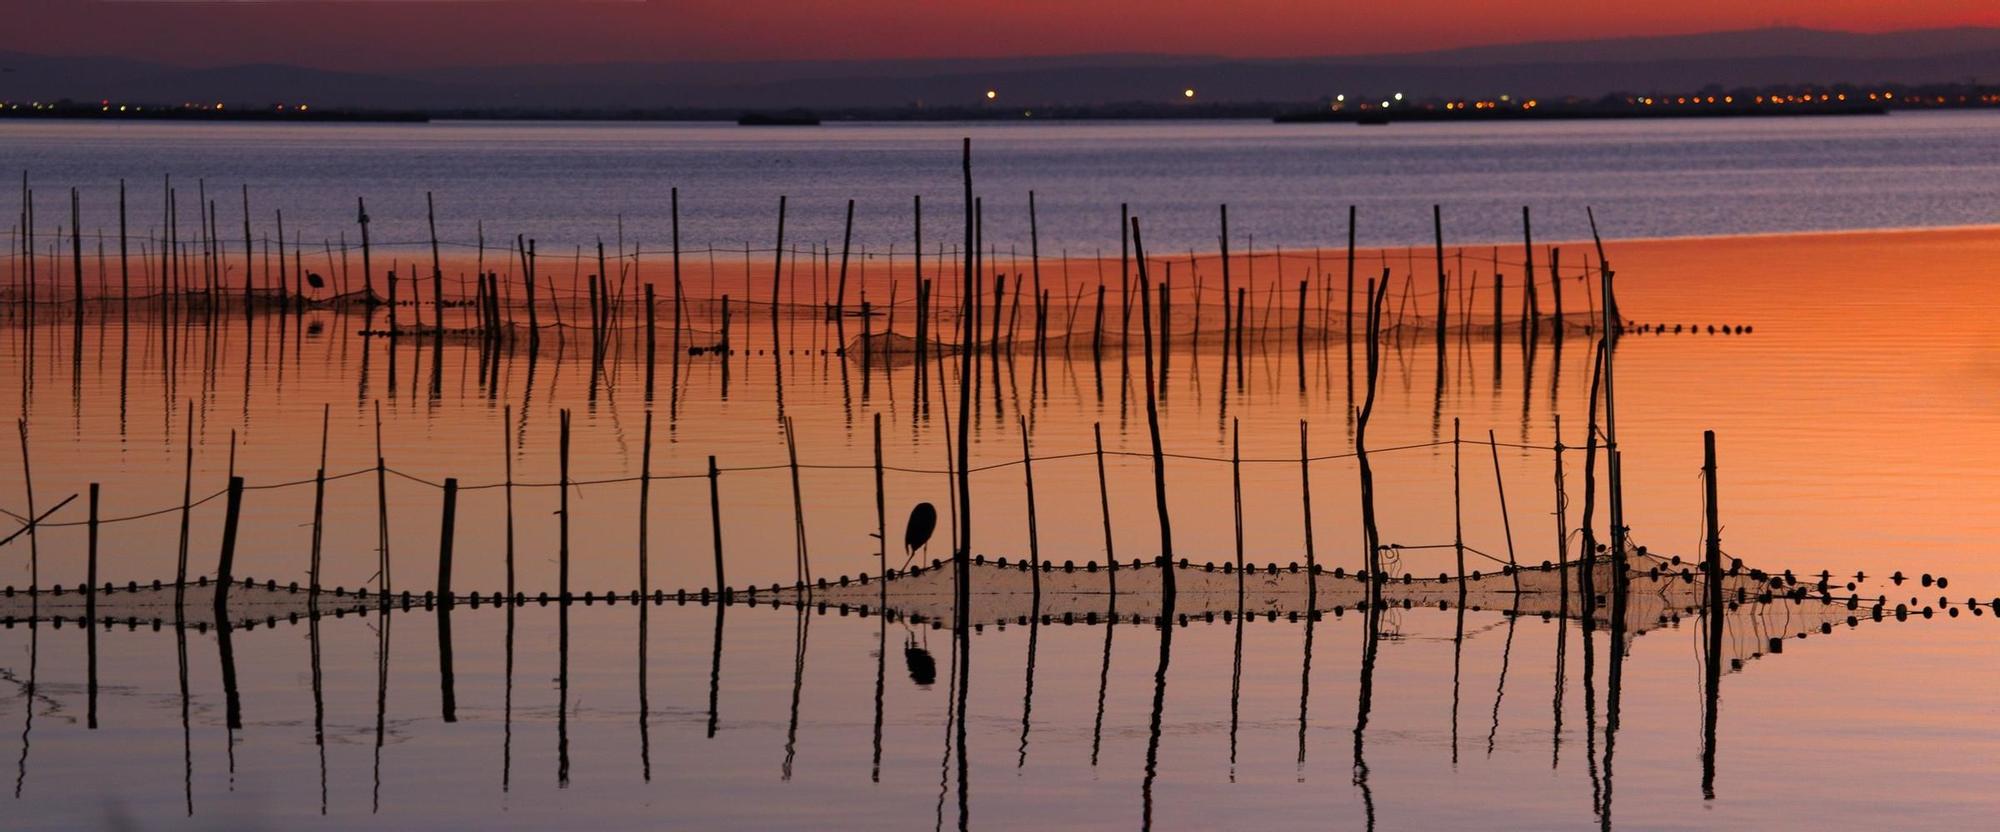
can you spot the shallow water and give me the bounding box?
[5,112,2000,256]
[2,121,2000,827]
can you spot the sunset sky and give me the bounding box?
[6,0,1995,70]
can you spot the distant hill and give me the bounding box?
[2,26,1997,112]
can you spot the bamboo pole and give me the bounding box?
[873,413,886,583]
[644,283,657,399]
[503,404,517,599]
[1522,207,1536,336]
[1220,204,1233,360]
[1589,207,1626,610]
[784,416,810,586]
[1231,418,1244,589]
[1554,415,1569,603]
[1488,430,1521,594]
[119,180,129,318]
[1433,204,1446,352]
[708,455,726,598]
[1453,418,1464,580]
[1356,276,1388,577]
[213,476,244,616]
[1131,216,1175,603]
[1296,279,1308,392]
[428,193,444,329]
[771,197,787,357]
[374,401,392,598]
[1701,428,1723,798]
[671,190,685,397]
[174,408,193,594]
[1580,339,1605,607]
[1019,416,1041,601]
[834,199,854,319]
[521,237,540,344]
[437,478,458,606]
[954,138,975,619]
[355,197,375,303]
[559,408,571,601]
[1093,422,1115,586]
[70,188,82,317]
[87,483,100,598]
[310,404,329,594]
[87,481,99,729]
[1550,247,1564,334]
[1300,420,1317,593]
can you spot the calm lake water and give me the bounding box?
[3,112,1999,255]
[1,117,1998,829]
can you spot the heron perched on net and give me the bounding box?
[901,502,937,569]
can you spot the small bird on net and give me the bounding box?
[901,502,937,569]
[305,272,326,290]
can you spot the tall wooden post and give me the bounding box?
[1094,422,1115,588]
[437,478,458,606]
[1131,216,1175,603]
[708,456,726,598]
[639,411,653,594]
[559,409,571,601]
[213,476,245,616]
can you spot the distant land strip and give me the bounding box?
[2,81,1995,124]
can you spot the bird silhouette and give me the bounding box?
[904,634,937,688]
[305,271,326,290]
[902,502,937,567]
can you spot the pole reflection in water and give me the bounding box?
[372,606,392,813]
[1353,595,1382,831]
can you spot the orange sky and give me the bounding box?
[6,1,1996,71]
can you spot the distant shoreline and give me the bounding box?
[5,99,1984,126]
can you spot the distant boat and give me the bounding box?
[737,111,820,126]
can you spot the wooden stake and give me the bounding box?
[671,189,685,397]
[87,483,100,598]
[834,199,854,318]
[1701,428,1723,797]
[1453,418,1464,580]
[87,481,99,729]
[1220,204,1233,360]
[1094,422,1115,587]
[174,408,193,593]
[708,455,726,597]
[1020,416,1041,600]
[437,478,458,606]
[771,197,787,357]
[784,416,810,586]
[430,192,446,328]
[1296,279,1308,392]
[1433,204,1446,351]
[310,404,329,593]
[644,283,657,399]
[213,476,244,616]
[1550,247,1564,334]
[503,404,517,598]
[873,413,886,583]
[1300,420,1317,592]
[70,188,83,317]
[1131,216,1175,602]
[955,138,975,619]
[1488,430,1521,594]
[1231,418,1244,585]
[559,408,571,600]
[375,400,392,598]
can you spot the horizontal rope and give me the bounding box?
[1,435,1560,529]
